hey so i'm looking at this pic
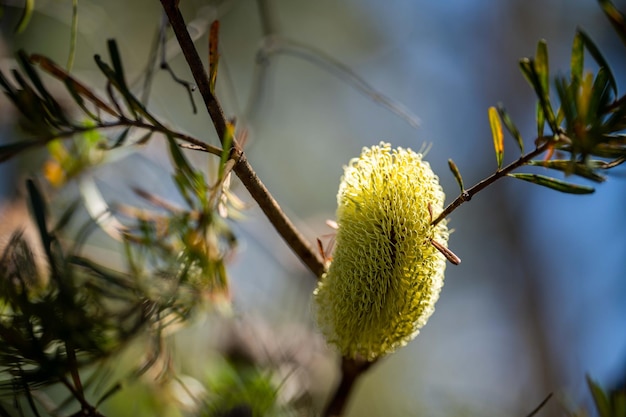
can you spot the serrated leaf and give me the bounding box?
[586,376,612,417]
[579,29,617,96]
[598,0,626,49]
[447,159,464,192]
[528,159,606,182]
[497,105,524,153]
[508,173,595,194]
[488,106,504,168]
[14,0,34,33]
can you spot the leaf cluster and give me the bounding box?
[447,0,626,198]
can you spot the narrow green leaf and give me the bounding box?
[31,54,119,117]
[488,106,504,168]
[535,40,550,98]
[208,20,220,94]
[571,31,584,84]
[113,128,131,148]
[588,67,612,124]
[447,159,464,192]
[589,156,626,169]
[519,58,536,91]
[598,0,626,48]
[604,96,626,131]
[497,104,524,153]
[536,103,546,138]
[586,376,612,417]
[16,50,68,125]
[508,173,595,194]
[594,141,626,158]
[108,39,128,92]
[579,29,617,96]
[519,58,557,135]
[26,179,53,254]
[528,159,606,182]
[218,121,234,180]
[94,50,139,120]
[14,0,34,33]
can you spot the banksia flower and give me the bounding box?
[314,142,449,360]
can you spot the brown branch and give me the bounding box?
[159,0,326,277]
[232,150,326,277]
[159,0,226,141]
[322,357,375,417]
[432,140,551,226]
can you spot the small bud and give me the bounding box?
[314,142,449,360]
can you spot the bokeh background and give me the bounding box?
[1,0,625,416]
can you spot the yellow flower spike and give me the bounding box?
[314,142,449,360]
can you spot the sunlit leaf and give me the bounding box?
[508,173,595,194]
[447,158,464,192]
[497,105,524,153]
[488,106,504,169]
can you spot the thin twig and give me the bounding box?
[432,140,551,226]
[159,0,226,141]
[159,0,326,277]
[525,392,553,417]
[0,120,224,162]
[232,150,326,277]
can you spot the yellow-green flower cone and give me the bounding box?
[314,142,449,360]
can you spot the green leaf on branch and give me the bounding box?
[535,40,550,100]
[587,376,612,417]
[508,173,595,194]
[519,55,558,136]
[578,29,617,96]
[447,159,464,192]
[599,0,626,51]
[497,105,524,153]
[527,159,606,182]
[571,31,584,84]
[488,106,504,168]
